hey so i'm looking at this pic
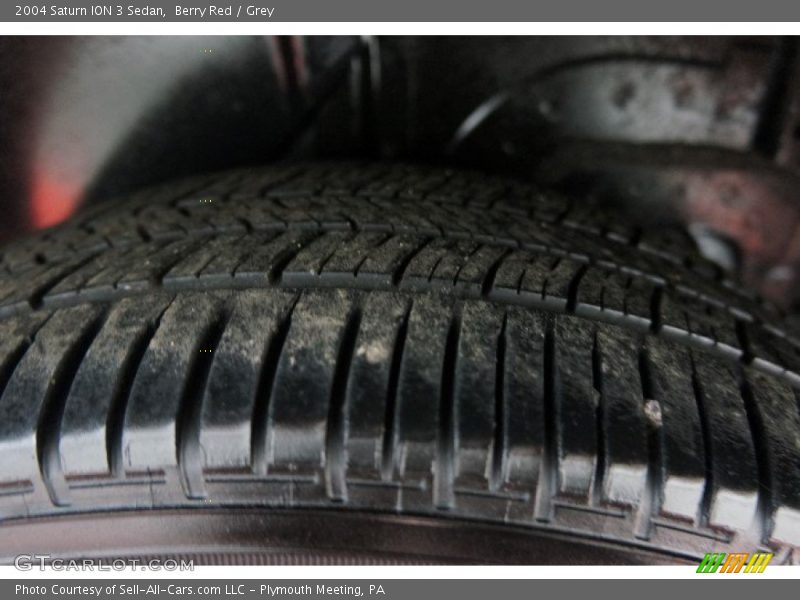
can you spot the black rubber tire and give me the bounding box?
[0,163,799,564]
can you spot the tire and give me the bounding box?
[0,163,798,565]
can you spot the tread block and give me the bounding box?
[0,255,96,310]
[392,295,453,478]
[199,289,297,471]
[121,293,226,471]
[44,246,138,302]
[268,290,353,471]
[745,370,800,545]
[321,232,393,279]
[343,293,409,477]
[554,317,599,501]
[196,231,282,280]
[60,296,173,477]
[426,240,482,285]
[518,256,584,311]
[398,238,459,287]
[453,245,510,294]
[77,242,173,293]
[453,302,505,488]
[692,358,759,531]
[282,231,356,283]
[595,326,649,508]
[503,308,547,488]
[0,305,104,487]
[115,237,210,290]
[356,234,429,286]
[574,268,653,330]
[163,235,248,284]
[644,339,706,522]
[491,250,538,294]
[235,230,322,282]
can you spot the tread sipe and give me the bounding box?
[0,163,799,564]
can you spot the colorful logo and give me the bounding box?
[696,552,773,573]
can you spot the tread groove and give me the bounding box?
[590,329,607,506]
[650,287,664,333]
[250,294,300,476]
[738,372,774,543]
[106,301,174,477]
[489,312,508,492]
[735,319,754,364]
[690,354,714,528]
[380,301,412,481]
[481,249,513,296]
[435,306,461,509]
[176,307,231,500]
[633,349,664,540]
[566,264,589,313]
[37,309,109,506]
[534,317,559,522]
[325,305,363,502]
